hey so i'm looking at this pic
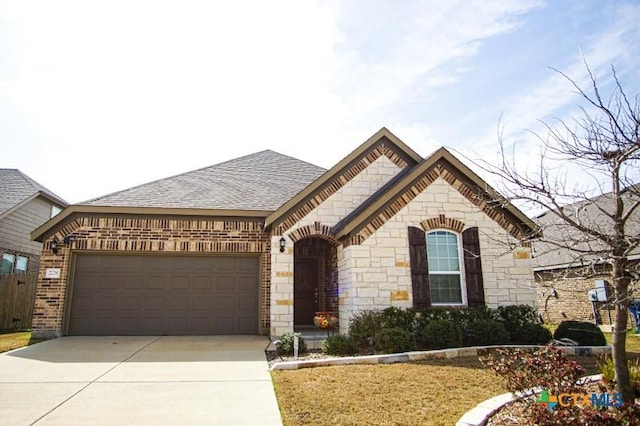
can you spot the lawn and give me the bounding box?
[272,330,640,426]
[0,331,45,353]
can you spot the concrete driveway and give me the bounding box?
[0,336,282,425]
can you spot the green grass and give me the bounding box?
[0,331,45,353]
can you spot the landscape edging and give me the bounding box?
[455,374,603,426]
[269,344,611,371]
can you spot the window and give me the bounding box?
[15,256,28,273]
[408,225,484,308]
[1,253,15,274]
[51,205,62,218]
[1,254,28,274]
[426,230,464,304]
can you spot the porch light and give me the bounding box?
[51,238,59,255]
[279,237,286,253]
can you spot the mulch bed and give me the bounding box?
[487,381,640,425]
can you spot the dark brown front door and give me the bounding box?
[294,258,319,325]
[68,254,259,335]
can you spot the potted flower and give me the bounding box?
[313,311,338,330]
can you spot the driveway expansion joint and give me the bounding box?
[29,336,163,425]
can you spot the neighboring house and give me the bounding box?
[0,169,68,275]
[533,186,640,325]
[30,128,538,338]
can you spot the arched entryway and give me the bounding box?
[293,237,338,328]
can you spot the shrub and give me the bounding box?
[275,332,307,356]
[480,344,585,395]
[321,335,357,356]
[510,323,553,345]
[374,327,416,354]
[348,310,384,347]
[497,304,539,334]
[554,320,607,346]
[451,305,497,329]
[464,319,510,346]
[598,356,640,396]
[419,319,463,350]
[379,307,416,331]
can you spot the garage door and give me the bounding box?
[68,255,259,335]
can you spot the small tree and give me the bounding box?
[476,63,639,403]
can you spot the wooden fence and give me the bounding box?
[0,272,38,330]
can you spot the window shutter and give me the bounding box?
[462,227,485,307]
[408,226,431,308]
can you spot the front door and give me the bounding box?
[294,258,319,326]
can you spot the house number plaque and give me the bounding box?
[45,268,61,278]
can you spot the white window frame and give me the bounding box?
[15,255,28,273]
[1,253,16,274]
[425,229,467,306]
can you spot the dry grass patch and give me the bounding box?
[272,357,504,426]
[0,331,45,353]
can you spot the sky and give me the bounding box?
[1,0,639,205]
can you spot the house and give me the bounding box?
[533,186,640,325]
[30,128,538,338]
[0,169,68,276]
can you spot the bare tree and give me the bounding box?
[476,63,640,403]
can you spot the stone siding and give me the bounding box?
[338,177,536,333]
[270,155,402,336]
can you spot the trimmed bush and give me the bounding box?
[497,305,539,334]
[349,310,384,347]
[419,319,464,350]
[451,305,497,329]
[379,307,416,331]
[374,327,416,354]
[465,320,510,346]
[554,320,607,346]
[276,332,307,356]
[321,335,357,356]
[510,323,553,345]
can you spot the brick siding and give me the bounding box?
[32,215,271,337]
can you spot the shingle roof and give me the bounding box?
[83,150,327,211]
[0,169,68,217]
[532,185,640,271]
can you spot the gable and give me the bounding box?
[334,148,538,245]
[0,169,68,219]
[267,128,422,234]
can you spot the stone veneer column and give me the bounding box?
[270,235,294,336]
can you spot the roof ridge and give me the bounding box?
[82,150,325,205]
[12,169,68,205]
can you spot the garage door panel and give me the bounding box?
[147,277,167,290]
[122,296,142,310]
[145,296,165,310]
[217,276,236,290]
[171,276,190,290]
[69,255,259,335]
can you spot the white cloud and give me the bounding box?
[0,0,637,206]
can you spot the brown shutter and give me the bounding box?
[462,227,485,307]
[408,226,431,308]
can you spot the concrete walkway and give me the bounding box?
[0,336,282,426]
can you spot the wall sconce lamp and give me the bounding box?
[279,237,286,253]
[550,288,558,298]
[51,238,59,255]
